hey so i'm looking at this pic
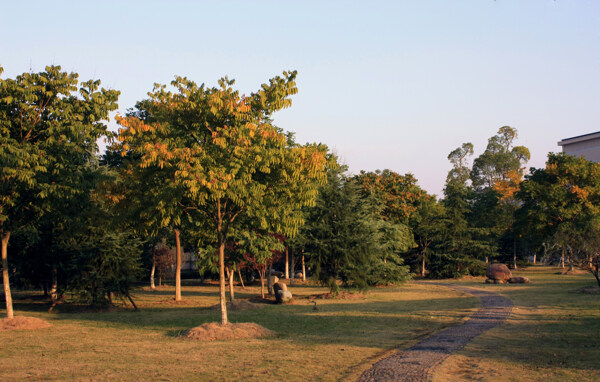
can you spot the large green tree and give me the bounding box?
[518,153,600,285]
[301,165,411,294]
[115,71,328,324]
[0,65,119,318]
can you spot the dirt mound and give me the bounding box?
[0,316,52,331]
[210,300,263,311]
[181,322,275,341]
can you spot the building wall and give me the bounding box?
[561,136,600,162]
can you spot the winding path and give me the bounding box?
[357,284,513,382]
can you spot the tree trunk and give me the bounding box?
[238,268,246,289]
[592,258,600,287]
[218,240,228,325]
[421,254,426,277]
[533,253,536,265]
[227,267,235,302]
[50,266,58,303]
[302,255,306,282]
[285,247,289,279]
[124,290,138,311]
[513,238,517,270]
[561,248,565,269]
[159,275,162,287]
[150,261,156,289]
[485,256,489,264]
[174,229,182,301]
[568,258,574,272]
[259,269,265,299]
[267,263,273,295]
[290,249,295,286]
[2,231,14,319]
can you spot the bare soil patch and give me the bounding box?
[210,299,264,311]
[0,316,52,331]
[578,286,600,294]
[181,322,275,341]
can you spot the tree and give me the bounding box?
[301,165,411,294]
[0,65,119,318]
[471,126,530,191]
[114,71,328,324]
[410,196,445,276]
[469,127,530,268]
[518,153,600,286]
[431,143,489,278]
[354,169,427,225]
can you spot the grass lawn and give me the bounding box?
[0,281,477,381]
[431,266,600,382]
[1,267,597,381]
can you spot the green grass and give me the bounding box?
[431,266,600,382]
[0,281,476,381]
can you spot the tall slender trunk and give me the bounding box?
[302,255,306,282]
[513,237,517,270]
[2,231,14,319]
[238,268,246,289]
[259,269,265,298]
[533,253,536,265]
[227,267,235,302]
[174,229,182,301]
[285,247,289,279]
[290,249,295,286]
[561,247,565,268]
[50,266,58,303]
[267,263,273,295]
[421,254,426,277]
[150,261,156,289]
[217,200,228,325]
[485,256,489,264]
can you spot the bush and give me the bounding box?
[427,253,486,279]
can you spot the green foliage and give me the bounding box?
[113,71,328,322]
[64,227,143,307]
[426,253,486,279]
[301,165,411,294]
[470,126,530,191]
[0,65,119,232]
[517,153,600,285]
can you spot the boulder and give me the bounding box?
[295,272,303,279]
[273,282,287,293]
[277,290,293,303]
[486,263,512,282]
[485,279,494,284]
[274,282,291,303]
[508,276,530,284]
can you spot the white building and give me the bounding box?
[557,131,600,162]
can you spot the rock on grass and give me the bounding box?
[181,322,275,341]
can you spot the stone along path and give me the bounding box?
[357,284,513,382]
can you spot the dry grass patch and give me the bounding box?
[432,266,600,382]
[0,316,51,331]
[0,282,477,381]
[181,322,275,341]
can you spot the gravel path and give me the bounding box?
[357,284,513,382]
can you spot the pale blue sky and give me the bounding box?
[2,1,599,196]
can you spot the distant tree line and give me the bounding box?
[2,65,600,323]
